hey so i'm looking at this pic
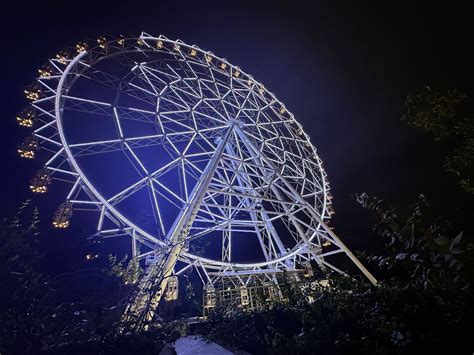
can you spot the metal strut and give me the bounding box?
[234,124,378,286]
[121,122,236,332]
[224,141,288,262]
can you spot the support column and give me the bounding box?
[224,142,287,261]
[121,123,236,332]
[234,125,378,286]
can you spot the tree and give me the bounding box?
[0,201,50,353]
[403,86,474,193]
[0,202,177,354]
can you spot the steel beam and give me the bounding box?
[234,124,378,286]
[121,122,236,331]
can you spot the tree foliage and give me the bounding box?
[106,254,143,285]
[403,86,474,193]
[199,194,473,354]
[0,202,177,354]
[355,193,471,288]
[0,201,48,353]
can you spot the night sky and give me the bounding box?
[1,1,473,274]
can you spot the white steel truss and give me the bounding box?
[21,32,377,326]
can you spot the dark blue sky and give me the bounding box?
[1,1,473,271]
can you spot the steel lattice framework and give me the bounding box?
[19,32,376,327]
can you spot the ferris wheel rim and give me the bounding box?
[50,34,332,270]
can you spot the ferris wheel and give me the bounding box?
[17,32,376,327]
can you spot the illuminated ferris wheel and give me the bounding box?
[17,32,376,328]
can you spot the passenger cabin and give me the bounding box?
[204,284,217,310]
[164,276,179,301]
[17,135,38,159]
[56,51,69,65]
[76,42,88,53]
[16,108,36,127]
[38,64,53,78]
[97,36,107,49]
[29,168,51,193]
[52,202,73,228]
[240,287,250,306]
[145,254,160,266]
[303,260,314,278]
[117,36,125,47]
[24,86,41,101]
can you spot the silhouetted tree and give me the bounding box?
[403,86,474,193]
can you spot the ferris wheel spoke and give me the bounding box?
[79,63,122,89]
[34,133,62,147]
[136,65,160,95]
[63,94,112,109]
[226,150,288,259]
[237,126,344,251]
[201,187,234,220]
[122,83,158,107]
[64,98,159,126]
[200,98,229,123]
[192,109,228,126]
[151,177,186,204]
[68,131,194,156]
[159,110,194,131]
[147,179,166,236]
[142,64,180,83]
[189,221,229,240]
[172,71,203,101]
[206,65,227,101]
[159,89,192,111]
[230,133,301,253]
[139,65,173,87]
[148,182,183,210]
[119,106,157,123]
[69,139,122,156]
[107,175,149,205]
[233,84,256,119]
[164,80,195,112]
[32,105,56,122]
[123,142,148,175]
[37,79,58,95]
[81,57,158,100]
[81,59,160,105]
